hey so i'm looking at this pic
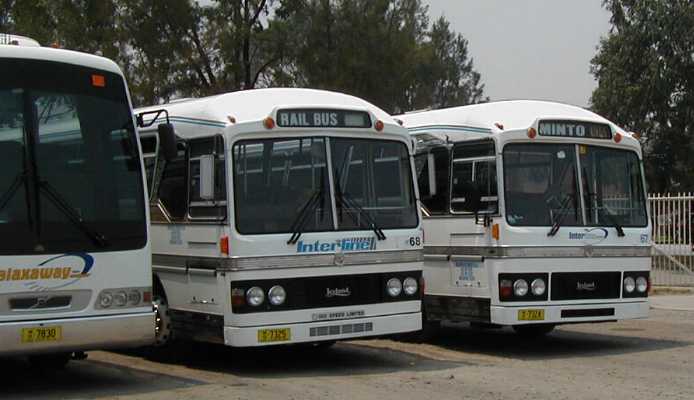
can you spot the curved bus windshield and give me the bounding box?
[0,59,146,254]
[233,137,418,234]
[503,143,647,227]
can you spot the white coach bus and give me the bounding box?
[0,35,157,366]
[397,100,650,336]
[136,88,423,347]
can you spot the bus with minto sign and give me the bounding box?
[397,100,650,336]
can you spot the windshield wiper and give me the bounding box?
[335,190,386,240]
[39,180,109,247]
[547,194,575,237]
[286,187,326,245]
[598,206,626,237]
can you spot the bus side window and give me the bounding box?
[415,147,450,214]
[450,140,498,214]
[188,136,227,221]
[157,145,187,221]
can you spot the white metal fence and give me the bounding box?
[649,193,694,287]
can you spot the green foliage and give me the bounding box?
[3,0,486,112]
[590,0,694,192]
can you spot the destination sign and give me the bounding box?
[538,120,612,139]
[276,109,372,129]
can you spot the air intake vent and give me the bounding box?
[10,295,71,310]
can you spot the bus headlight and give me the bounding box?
[98,292,113,308]
[403,277,418,296]
[636,276,648,293]
[513,279,529,297]
[623,277,636,293]
[531,278,546,296]
[268,285,287,306]
[246,286,265,306]
[386,278,402,297]
[128,289,142,305]
[113,291,128,307]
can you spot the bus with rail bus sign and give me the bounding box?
[397,100,650,336]
[0,34,157,366]
[136,88,423,347]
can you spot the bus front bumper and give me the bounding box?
[490,300,649,325]
[224,311,421,347]
[0,311,154,357]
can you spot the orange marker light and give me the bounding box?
[491,223,500,240]
[527,127,537,139]
[614,132,623,143]
[375,120,385,132]
[220,236,230,255]
[263,117,275,130]
[91,74,106,87]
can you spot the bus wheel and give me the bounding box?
[28,353,71,369]
[153,297,172,347]
[512,324,555,337]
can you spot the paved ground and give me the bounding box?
[2,296,693,400]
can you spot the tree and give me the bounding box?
[590,0,694,192]
[273,0,486,114]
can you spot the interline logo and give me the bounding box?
[296,237,376,253]
[0,253,94,290]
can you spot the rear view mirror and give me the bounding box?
[199,155,215,200]
[157,123,177,162]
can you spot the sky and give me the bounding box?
[424,0,612,107]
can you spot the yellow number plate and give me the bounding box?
[257,328,291,343]
[518,309,545,321]
[21,326,62,343]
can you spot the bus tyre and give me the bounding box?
[153,297,172,347]
[512,324,555,337]
[28,353,71,369]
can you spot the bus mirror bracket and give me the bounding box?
[136,109,177,161]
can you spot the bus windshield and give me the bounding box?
[0,59,147,254]
[233,137,418,234]
[504,143,647,228]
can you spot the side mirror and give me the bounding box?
[426,153,437,196]
[157,123,177,161]
[198,155,215,200]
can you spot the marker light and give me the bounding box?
[375,120,385,132]
[527,127,537,139]
[220,236,229,255]
[513,279,529,297]
[492,223,500,240]
[531,278,546,296]
[499,279,513,299]
[246,286,265,306]
[632,131,641,140]
[623,276,636,293]
[394,118,404,126]
[636,276,648,293]
[268,285,287,306]
[227,116,236,124]
[614,132,623,143]
[128,290,142,305]
[386,278,402,297]
[231,288,245,308]
[494,122,504,130]
[91,74,105,87]
[403,277,418,296]
[113,291,128,307]
[263,117,275,129]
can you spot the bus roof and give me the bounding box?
[0,41,123,76]
[396,100,628,136]
[136,88,397,132]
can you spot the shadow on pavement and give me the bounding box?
[129,339,465,379]
[422,321,692,361]
[0,356,203,400]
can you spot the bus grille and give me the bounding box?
[550,272,621,300]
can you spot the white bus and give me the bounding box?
[136,88,423,347]
[0,35,157,366]
[397,100,650,336]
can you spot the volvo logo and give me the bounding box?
[576,282,597,291]
[325,287,351,298]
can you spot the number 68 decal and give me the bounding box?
[408,237,422,246]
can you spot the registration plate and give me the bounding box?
[257,328,291,343]
[518,309,545,321]
[21,326,62,343]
